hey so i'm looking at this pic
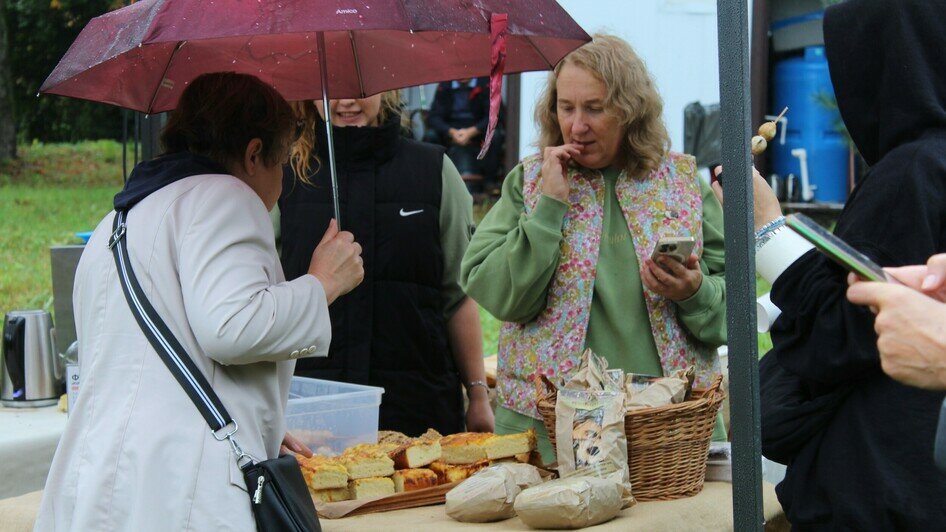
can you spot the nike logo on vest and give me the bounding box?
[399,208,424,217]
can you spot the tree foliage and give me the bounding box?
[4,0,126,142]
[0,0,16,158]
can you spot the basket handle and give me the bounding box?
[706,374,723,394]
[533,374,558,403]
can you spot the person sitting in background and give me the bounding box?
[712,0,946,527]
[278,91,494,437]
[461,34,727,463]
[424,77,505,194]
[35,72,364,531]
[848,254,946,390]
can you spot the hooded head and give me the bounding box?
[824,0,946,166]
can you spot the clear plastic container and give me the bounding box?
[285,377,384,456]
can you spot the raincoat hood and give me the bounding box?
[114,152,230,211]
[824,0,946,166]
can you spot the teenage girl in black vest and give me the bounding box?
[276,92,494,437]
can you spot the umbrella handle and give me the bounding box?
[317,31,343,229]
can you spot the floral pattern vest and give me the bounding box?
[497,152,720,419]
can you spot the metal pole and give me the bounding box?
[122,109,128,182]
[717,0,763,529]
[317,31,342,228]
[140,114,163,162]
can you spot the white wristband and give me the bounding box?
[756,229,815,285]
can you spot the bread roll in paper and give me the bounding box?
[514,477,623,529]
[445,463,544,522]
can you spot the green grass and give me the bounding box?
[0,141,125,318]
[757,278,773,356]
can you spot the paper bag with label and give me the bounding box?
[445,463,544,523]
[555,388,632,501]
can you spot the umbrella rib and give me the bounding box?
[348,31,366,98]
[524,36,554,70]
[146,41,186,115]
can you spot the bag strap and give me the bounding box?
[108,210,252,462]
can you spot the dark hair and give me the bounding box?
[161,72,294,170]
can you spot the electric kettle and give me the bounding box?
[1,310,62,407]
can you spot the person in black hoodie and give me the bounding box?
[277,93,495,437]
[714,0,946,528]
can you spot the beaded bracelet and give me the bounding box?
[755,216,786,249]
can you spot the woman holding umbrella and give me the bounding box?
[461,34,727,461]
[278,92,494,437]
[36,72,364,531]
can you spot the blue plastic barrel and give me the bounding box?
[771,46,849,203]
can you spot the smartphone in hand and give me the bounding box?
[784,214,899,283]
[651,236,696,264]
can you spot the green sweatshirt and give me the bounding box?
[461,164,728,458]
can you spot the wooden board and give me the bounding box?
[315,481,460,519]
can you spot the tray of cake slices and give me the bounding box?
[295,428,540,518]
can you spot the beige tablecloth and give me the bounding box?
[0,482,788,531]
[0,406,66,499]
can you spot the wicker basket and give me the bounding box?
[536,374,724,501]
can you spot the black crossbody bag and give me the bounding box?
[108,210,320,532]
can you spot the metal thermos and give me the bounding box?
[1,310,62,407]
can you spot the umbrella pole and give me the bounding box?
[317,31,342,228]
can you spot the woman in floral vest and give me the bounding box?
[460,34,727,461]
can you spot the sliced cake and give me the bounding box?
[377,430,413,447]
[428,459,490,485]
[391,439,442,469]
[340,446,395,479]
[309,486,351,504]
[483,429,537,460]
[392,468,439,493]
[296,455,349,490]
[349,477,396,500]
[440,432,491,464]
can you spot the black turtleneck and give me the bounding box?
[277,115,463,437]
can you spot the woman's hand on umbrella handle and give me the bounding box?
[711,165,782,231]
[540,144,581,203]
[280,432,313,457]
[308,219,365,304]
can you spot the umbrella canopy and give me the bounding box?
[41,0,589,113]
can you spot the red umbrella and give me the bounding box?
[41,0,589,223]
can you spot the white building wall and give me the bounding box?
[518,0,737,159]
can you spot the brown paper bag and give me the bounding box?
[554,389,632,501]
[625,367,694,410]
[514,476,623,529]
[445,463,544,523]
[563,348,611,391]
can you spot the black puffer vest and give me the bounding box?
[278,116,464,437]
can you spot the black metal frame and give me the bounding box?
[718,0,764,529]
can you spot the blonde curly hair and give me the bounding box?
[290,91,406,181]
[535,34,670,179]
